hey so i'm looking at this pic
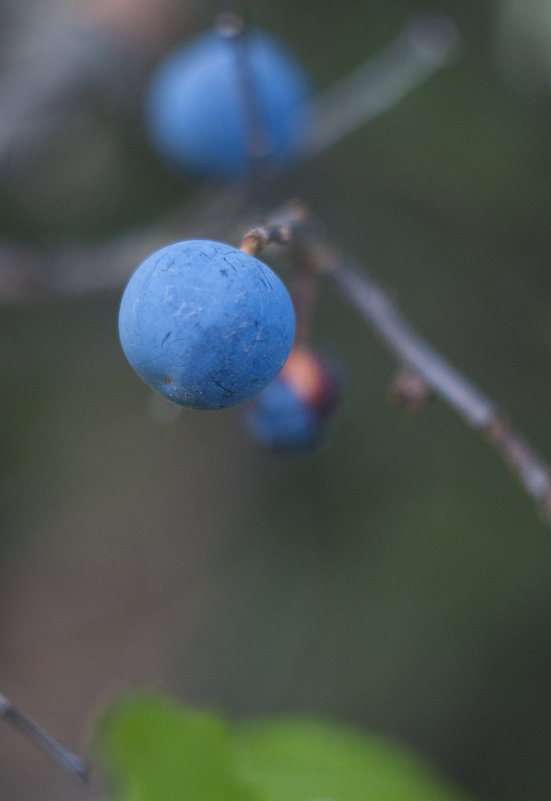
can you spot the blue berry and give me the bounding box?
[246,347,339,453]
[246,379,320,453]
[118,240,296,410]
[144,27,311,180]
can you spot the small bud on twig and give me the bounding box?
[389,367,434,414]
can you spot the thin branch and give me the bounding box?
[328,257,496,428]
[304,14,459,157]
[241,202,551,521]
[0,693,89,784]
[329,259,551,510]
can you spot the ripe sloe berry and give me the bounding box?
[144,27,311,180]
[118,240,296,410]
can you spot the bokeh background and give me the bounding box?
[2,0,551,799]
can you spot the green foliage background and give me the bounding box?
[2,1,551,800]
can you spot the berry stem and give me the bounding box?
[215,0,249,31]
[0,693,89,784]
[241,206,319,345]
[239,217,295,257]
[290,270,318,347]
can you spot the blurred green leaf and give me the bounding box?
[232,716,474,801]
[101,695,257,801]
[101,696,475,801]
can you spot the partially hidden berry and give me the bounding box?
[118,240,296,410]
[245,346,340,453]
[144,26,311,181]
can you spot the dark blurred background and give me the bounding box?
[2,0,551,799]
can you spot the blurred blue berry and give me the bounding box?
[144,27,311,180]
[246,379,320,453]
[118,240,296,410]
[246,347,340,453]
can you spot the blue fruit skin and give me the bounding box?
[144,27,311,180]
[118,240,296,410]
[246,380,320,453]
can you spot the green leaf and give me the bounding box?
[100,696,476,801]
[231,716,474,801]
[100,695,257,801]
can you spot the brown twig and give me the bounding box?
[241,205,320,346]
[241,202,551,521]
[0,693,89,784]
[2,191,551,518]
